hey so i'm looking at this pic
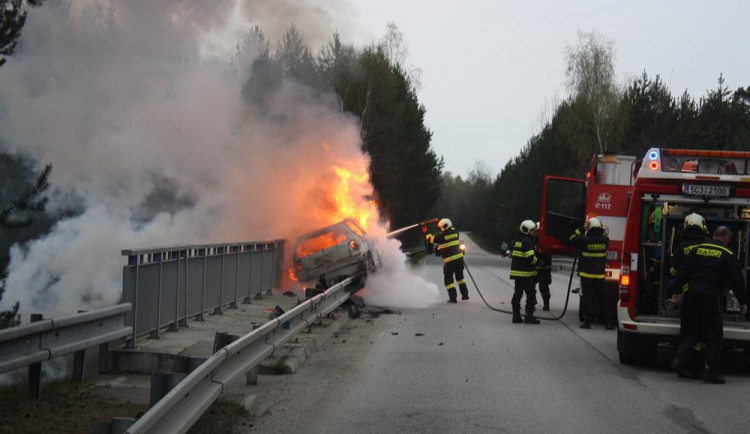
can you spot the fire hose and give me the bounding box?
[387,218,577,321]
[464,256,578,321]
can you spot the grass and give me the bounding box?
[0,380,147,434]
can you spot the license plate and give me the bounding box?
[682,184,731,197]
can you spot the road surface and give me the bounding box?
[245,236,750,434]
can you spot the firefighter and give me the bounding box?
[534,222,552,311]
[668,213,712,378]
[670,218,748,384]
[510,220,540,324]
[427,218,469,303]
[569,217,611,329]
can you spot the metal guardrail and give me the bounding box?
[125,274,363,434]
[121,241,284,347]
[551,255,576,272]
[0,303,132,375]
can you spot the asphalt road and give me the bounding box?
[249,236,750,434]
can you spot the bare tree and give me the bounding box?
[564,30,621,153]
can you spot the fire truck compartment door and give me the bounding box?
[539,176,586,255]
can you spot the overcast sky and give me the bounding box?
[349,0,750,178]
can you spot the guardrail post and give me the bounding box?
[215,247,224,314]
[92,417,135,434]
[99,342,109,374]
[151,252,163,339]
[170,250,181,332]
[181,249,189,327]
[126,255,139,349]
[243,245,252,304]
[213,332,238,353]
[246,366,258,386]
[28,313,43,399]
[150,372,187,408]
[72,309,87,382]
[197,248,206,321]
[232,245,239,308]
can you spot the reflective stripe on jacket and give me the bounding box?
[432,228,464,263]
[510,235,537,279]
[569,226,609,279]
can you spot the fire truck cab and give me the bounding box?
[617,148,750,365]
[538,154,637,320]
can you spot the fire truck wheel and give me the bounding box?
[618,352,637,365]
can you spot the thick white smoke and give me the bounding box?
[362,232,441,308]
[0,0,438,318]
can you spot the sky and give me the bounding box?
[350,0,750,178]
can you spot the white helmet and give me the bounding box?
[438,218,452,231]
[587,217,602,229]
[520,220,536,234]
[684,213,705,228]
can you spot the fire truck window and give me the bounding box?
[680,159,698,173]
[545,179,585,241]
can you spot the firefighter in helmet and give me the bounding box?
[510,220,540,324]
[426,218,469,303]
[670,215,748,384]
[569,217,611,329]
[534,222,552,311]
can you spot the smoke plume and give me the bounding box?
[0,0,437,318]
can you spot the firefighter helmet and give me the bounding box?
[587,217,602,229]
[520,220,536,234]
[685,213,706,229]
[438,218,452,231]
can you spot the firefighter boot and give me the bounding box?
[512,305,523,324]
[701,353,725,384]
[542,293,550,311]
[524,308,540,324]
[580,315,591,329]
[671,346,699,379]
[447,287,458,303]
[460,285,470,301]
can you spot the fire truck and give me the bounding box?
[615,148,750,365]
[540,148,750,365]
[538,153,638,321]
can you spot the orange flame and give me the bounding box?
[330,164,377,229]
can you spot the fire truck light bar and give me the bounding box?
[662,148,750,159]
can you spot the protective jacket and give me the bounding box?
[510,235,538,279]
[569,226,609,279]
[430,228,464,264]
[669,225,710,276]
[671,240,748,303]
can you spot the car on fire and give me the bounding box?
[291,218,381,287]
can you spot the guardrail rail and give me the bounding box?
[0,303,132,397]
[125,274,363,434]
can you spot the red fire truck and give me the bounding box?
[538,153,638,320]
[540,148,750,365]
[615,148,750,365]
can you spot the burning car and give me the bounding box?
[291,218,381,287]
